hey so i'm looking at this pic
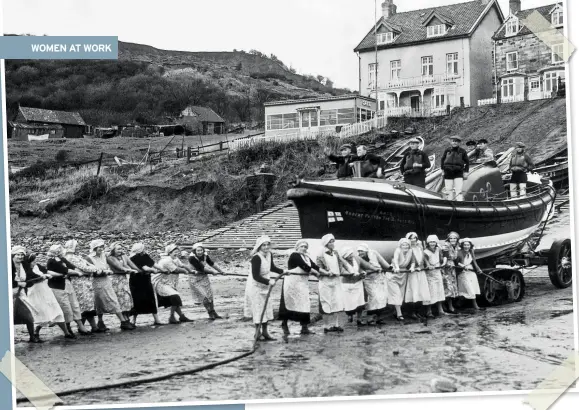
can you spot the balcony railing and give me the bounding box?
[383,73,461,90]
[529,90,555,101]
[478,97,497,106]
[380,106,448,118]
[501,95,525,104]
[477,91,555,106]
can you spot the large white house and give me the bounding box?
[354,0,505,117]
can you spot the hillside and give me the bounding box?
[4,40,351,127]
[8,98,568,239]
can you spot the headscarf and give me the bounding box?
[395,238,414,267]
[64,239,78,254]
[398,238,411,248]
[447,231,460,241]
[109,242,123,256]
[340,247,355,259]
[131,243,145,257]
[357,244,370,253]
[406,232,419,240]
[426,235,439,244]
[459,238,475,249]
[251,235,271,257]
[294,240,309,251]
[191,243,207,258]
[165,244,178,257]
[321,234,335,248]
[90,239,105,251]
[47,244,63,258]
[11,246,26,256]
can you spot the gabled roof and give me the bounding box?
[354,0,503,52]
[493,3,561,40]
[181,106,225,123]
[378,20,403,33]
[8,121,64,130]
[421,10,455,26]
[18,107,86,126]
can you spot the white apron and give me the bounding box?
[283,255,311,313]
[423,248,446,305]
[318,252,344,314]
[458,253,481,300]
[244,253,274,324]
[362,251,388,312]
[341,259,365,313]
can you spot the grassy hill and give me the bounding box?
[4,40,351,128]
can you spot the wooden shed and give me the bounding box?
[8,121,65,141]
[14,106,86,138]
[180,106,225,135]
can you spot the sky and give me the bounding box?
[1,0,561,90]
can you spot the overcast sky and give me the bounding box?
[1,0,562,90]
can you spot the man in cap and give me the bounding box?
[400,138,431,188]
[465,140,477,153]
[324,143,356,179]
[440,136,470,201]
[354,145,386,178]
[509,142,535,198]
[472,139,494,164]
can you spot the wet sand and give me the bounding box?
[14,209,576,406]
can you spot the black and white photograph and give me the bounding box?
[2,0,577,407]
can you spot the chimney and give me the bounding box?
[382,0,397,19]
[509,0,521,14]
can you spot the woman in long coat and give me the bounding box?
[357,244,390,325]
[129,243,164,326]
[279,240,325,335]
[456,238,484,310]
[188,243,225,320]
[107,243,138,324]
[404,232,431,320]
[422,235,447,318]
[442,232,461,314]
[315,234,348,333]
[389,238,415,322]
[339,248,367,326]
[85,239,134,331]
[244,235,286,341]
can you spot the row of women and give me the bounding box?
[11,240,224,343]
[245,231,484,339]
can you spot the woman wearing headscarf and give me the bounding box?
[357,244,390,326]
[279,240,326,335]
[404,232,431,320]
[154,244,194,324]
[442,232,460,314]
[11,246,72,342]
[423,235,447,318]
[46,244,92,336]
[188,243,225,320]
[339,247,368,327]
[456,239,483,310]
[389,238,414,322]
[85,239,134,331]
[244,235,286,341]
[129,243,164,326]
[107,243,138,324]
[315,234,348,333]
[63,239,99,333]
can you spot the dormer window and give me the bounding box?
[551,8,564,27]
[427,24,447,38]
[505,18,519,36]
[377,32,395,45]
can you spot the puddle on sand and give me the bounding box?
[550,309,574,319]
[493,311,528,325]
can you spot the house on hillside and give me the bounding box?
[7,122,64,141]
[180,106,225,135]
[14,106,86,138]
[264,95,377,137]
[354,0,504,117]
[484,1,567,105]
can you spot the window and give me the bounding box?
[368,63,379,89]
[421,56,433,76]
[266,114,283,130]
[544,72,564,93]
[433,94,445,108]
[446,53,458,75]
[552,43,564,64]
[530,77,540,92]
[505,18,519,36]
[390,60,401,79]
[387,94,397,108]
[337,108,356,124]
[377,32,394,44]
[427,24,446,38]
[552,8,564,26]
[501,77,524,98]
[506,52,518,71]
[282,113,298,129]
[319,109,338,126]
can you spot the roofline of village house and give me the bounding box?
[264,94,376,107]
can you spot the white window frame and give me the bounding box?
[446,53,459,75]
[506,52,518,71]
[552,43,564,64]
[432,93,446,109]
[529,77,540,92]
[390,60,401,80]
[544,71,562,93]
[377,32,395,45]
[505,18,519,36]
[552,8,564,27]
[501,77,524,98]
[427,24,447,38]
[386,94,397,108]
[421,56,434,76]
[368,63,379,89]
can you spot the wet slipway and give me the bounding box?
[14,211,576,406]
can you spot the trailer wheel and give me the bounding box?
[508,270,525,302]
[480,276,500,306]
[548,239,573,288]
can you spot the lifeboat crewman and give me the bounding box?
[400,138,431,188]
[354,145,386,178]
[472,139,494,164]
[441,136,470,201]
[465,140,477,153]
[324,143,356,179]
[509,142,535,198]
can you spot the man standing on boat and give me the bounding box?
[441,136,470,201]
[472,139,494,164]
[509,142,535,198]
[324,144,356,179]
[354,145,386,178]
[400,138,431,188]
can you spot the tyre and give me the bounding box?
[548,239,573,288]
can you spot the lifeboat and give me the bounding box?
[287,164,556,265]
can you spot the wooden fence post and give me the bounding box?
[96,152,104,176]
[186,147,191,164]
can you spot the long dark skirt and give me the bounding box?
[157,294,182,308]
[129,274,158,314]
[13,296,34,325]
[278,287,310,324]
